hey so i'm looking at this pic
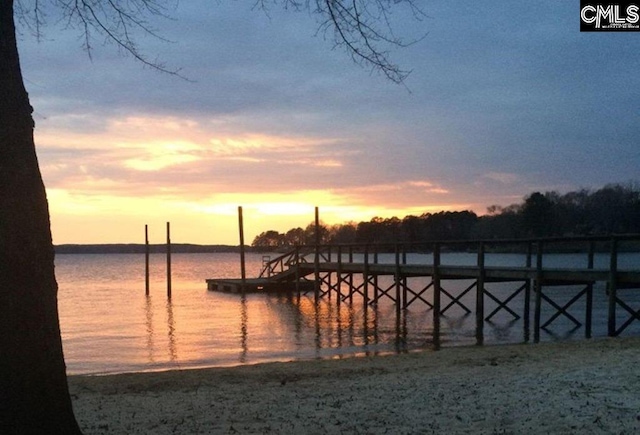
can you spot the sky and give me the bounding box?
[16,1,640,245]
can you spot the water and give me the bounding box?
[56,252,640,375]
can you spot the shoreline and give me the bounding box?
[70,337,640,434]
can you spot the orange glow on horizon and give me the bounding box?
[37,113,483,245]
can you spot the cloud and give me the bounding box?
[483,172,519,185]
[17,1,640,243]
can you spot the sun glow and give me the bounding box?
[123,141,202,171]
[36,113,475,245]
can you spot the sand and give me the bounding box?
[70,337,640,434]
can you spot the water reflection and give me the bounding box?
[55,252,640,375]
[166,299,177,362]
[144,296,155,363]
[263,294,423,359]
[129,284,627,374]
[239,295,248,363]
[485,319,519,342]
[144,295,178,365]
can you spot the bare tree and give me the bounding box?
[1,0,422,432]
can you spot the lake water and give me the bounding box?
[56,252,640,375]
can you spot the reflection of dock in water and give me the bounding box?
[207,236,640,343]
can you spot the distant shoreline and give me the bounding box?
[54,241,640,255]
[54,243,244,255]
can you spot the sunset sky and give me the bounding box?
[18,1,639,245]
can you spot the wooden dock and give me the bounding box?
[206,278,314,294]
[207,235,640,343]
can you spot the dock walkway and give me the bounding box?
[207,235,640,342]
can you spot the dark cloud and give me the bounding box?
[18,0,640,240]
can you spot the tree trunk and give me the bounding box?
[0,1,82,433]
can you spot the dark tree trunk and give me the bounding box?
[0,0,82,433]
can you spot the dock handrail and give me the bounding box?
[223,234,640,341]
[259,245,316,278]
[258,235,640,279]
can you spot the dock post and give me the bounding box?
[348,246,355,304]
[394,244,401,318]
[433,243,441,349]
[608,237,618,336]
[336,245,342,306]
[533,240,543,343]
[586,240,595,338]
[326,246,332,300]
[295,245,300,293]
[363,244,370,309]
[314,206,320,302]
[476,241,485,345]
[166,222,172,299]
[238,206,246,293]
[401,244,408,309]
[524,241,532,342]
[145,224,150,296]
[373,247,379,304]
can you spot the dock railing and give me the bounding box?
[258,245,316,278]
[255,234,640,340]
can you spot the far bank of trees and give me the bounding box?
[252,183,640,249]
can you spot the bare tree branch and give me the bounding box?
[15,0,424,83]
[17,0,185,77]
[313,0,426,83]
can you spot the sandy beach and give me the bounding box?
[70,337,640,434]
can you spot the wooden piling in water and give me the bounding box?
[238,206,246,293]
[586,241,595,338]
[314,206,320,302]
[394,244,401,318]
[608,237,618,336]
[145,224,150,296]
[432,243,441,350]
[533,240,543,343]
[476,241,485,345]
[166,221,172,299]
[363,245,370,309]
[524,242,532,342]
[336,245,342,306]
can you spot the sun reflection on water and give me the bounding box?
[56,251,640,375]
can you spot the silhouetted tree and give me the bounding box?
[327,222,357,244]
[304,222,330,244]
[401,215,426,242]
[255,182,640,253]
[251,230,286,249]
[586,183,640,234]
[1,0,422,432]
[521,192,555,237]
[284,227,306,245]
[474,203,523,239]
[421,211,478,240]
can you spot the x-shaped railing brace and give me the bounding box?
[540,287,586,328]
[614,296,640,336]
[440,282,474,315]
[484,283,527,321]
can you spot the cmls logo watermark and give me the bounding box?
[580,2,640,31]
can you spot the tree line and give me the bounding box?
[252,182,640,248]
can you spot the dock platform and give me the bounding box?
[206,278,315,294]
[206,236,640,342]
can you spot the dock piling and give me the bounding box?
[238,206,247,293]
[166,222,172,299]
[314,206,320,302]
[145,224,150,296]
[476,241,485,345]
[608,237,618,336]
